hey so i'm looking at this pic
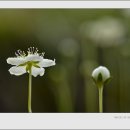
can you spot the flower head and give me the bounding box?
[92,66,110,87]
[7,47,56,77]
[83,17,125,47]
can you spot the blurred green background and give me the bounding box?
[0,9,130,113]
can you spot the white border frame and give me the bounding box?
[0,113,130,129]
[0,1,129,8]
[0,1,130,129]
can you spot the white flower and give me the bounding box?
[7,47,56,77]
[92,66,110,85]
[83,17,125,47]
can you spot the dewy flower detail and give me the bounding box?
[92,66,111,113]
[7,47,56,77]
[7,47,56,113]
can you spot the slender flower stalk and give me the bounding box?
[98,86,103,113]
[7,47,56,113]
[92,66,111,113]
[28,68,32,113]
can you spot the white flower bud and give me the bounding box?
[92,66,110,86]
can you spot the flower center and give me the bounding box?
[19,61,40,72]
[26,61,40,72]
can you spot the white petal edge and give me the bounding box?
[9,66,26,76]
[38,59,56,68]
[7,57,26,66]
[25,54,43,62]
[31,66,45,77]
[92,66,110,81]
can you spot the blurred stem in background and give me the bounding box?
[80,37,98,112]
[57,81,73,112]
[50,65,74,112]
[104,48,121,112]
[97,46,104,66]
[75,40,86,112]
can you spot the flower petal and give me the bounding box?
[9,66,26,76]
[31,66,45,77]
[7,57,25,66]
[26,54,43,62]
[38,59,56,67]
[92,66,110,82]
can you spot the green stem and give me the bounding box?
[98,86,103,113]
[28,69,32,113]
